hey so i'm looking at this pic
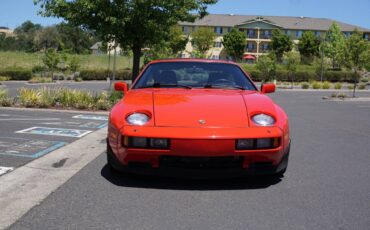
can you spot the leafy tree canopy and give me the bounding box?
[34,0,218,80]
[323,22,346,69]
[298,31,320,63]
[191,27,215,55]
[222,28,246,61]
[255,55,276,81]
[270,29,293,62]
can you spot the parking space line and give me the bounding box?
[0,142,67,158]
[16,127,92,138]
[73,114,108,121]
[97,122,108,129]
[0,167,14,176]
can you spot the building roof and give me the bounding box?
[90,42,102,50]
[179,14,370,32]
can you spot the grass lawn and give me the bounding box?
[0,51,132,70]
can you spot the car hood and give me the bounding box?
[149,89,277,128]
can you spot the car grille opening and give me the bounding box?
[159,156,243,169]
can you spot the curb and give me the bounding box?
[0,128,107,229]
[0,106,110,115]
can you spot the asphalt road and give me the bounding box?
[8,90,370,230]
[0,108,108,169]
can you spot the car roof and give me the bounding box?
[148,58,239,66]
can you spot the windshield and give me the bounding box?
[133,62,257,90]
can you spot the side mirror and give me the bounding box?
[114,82,128,93]
[261,83,275,94]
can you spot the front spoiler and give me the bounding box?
[107,143,290,179]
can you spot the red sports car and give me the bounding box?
[107,59,290,178]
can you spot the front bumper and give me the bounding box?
[107,142,290,178]
[107,125,290,178]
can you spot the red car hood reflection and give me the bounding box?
[153,89,249,128]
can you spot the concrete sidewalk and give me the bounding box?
[0,128,107,230]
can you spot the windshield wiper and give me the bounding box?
[152,83,192,89]
[204,84,245,90]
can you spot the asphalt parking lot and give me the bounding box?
[0,108,108,175]
[3,90,369,230]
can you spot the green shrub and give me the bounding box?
[32,65,46,73]
[79,69,132,81]
[0,89,12,107]
[0,76,11,81]
[301,82,310,89]
[347,85,354,90]
[360,77,369,83]
[322,81,331,89]
[0,69,32,80]
[38,87,58,108]
[338,93,347,99]
[18,88,41,107]
[358,84,367,90]
[241,66,357,83]
[334,82,342,90]
[311,81,322,89]
[28,76,53,84]
[75,77,82,82]
[330,93,337,98]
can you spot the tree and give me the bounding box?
[222,28,246,61]
[324,23,346,69]
[42,48,60,80]
[13,21,42,52]
[168,26,188,55]
[144,26,188,64]
[283,52,300,89]
[34,26,61,50]
[256,55,276,82]
[345,29,369,97]
[34,0,217,81]
[191,27,215,56]
[271,29,293,62]
[298,31,320,63]
[56,23,97,54]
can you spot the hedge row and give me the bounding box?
[79,69,132,81]
[244,69,358,83]
[0,68,133,81]
[0,69,32,80]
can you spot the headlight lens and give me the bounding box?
[126,113,150,125]
[252,114,275,126]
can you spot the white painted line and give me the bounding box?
[73,114,108,121]
[0,128,107,229]
[0,167,14,176]
[0,118,61,121]
[16,127,92,138]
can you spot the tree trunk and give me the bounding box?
[352,69,358,98]
[132,45,142,82]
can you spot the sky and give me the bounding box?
[0,0,369,30]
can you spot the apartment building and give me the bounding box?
[0,26,13,36]
[178,14,370,60]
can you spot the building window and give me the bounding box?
[211,55,220,60]
[315,31,321,37]
[247,29,256,38]
[296,30,303,38]
[285,30,291,36]
[182,26,189,33]
[214,27,223,35]
[246,43,255,51]
[344,32,351,37]
[364,34,369,40]
[214,42,222,48]
[227,27,232,33]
